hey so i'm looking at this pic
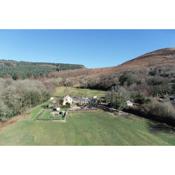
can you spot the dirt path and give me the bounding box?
[0,114,28,131]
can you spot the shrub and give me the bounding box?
[150,84,171,96]
[144,99,175,120]
[147,77,163,86]
[131,93,150,104]
[119,72,137,86]
[149,68,157,76]
[106,91,127,110]
[172,83,175,94]
[0,101,9,120]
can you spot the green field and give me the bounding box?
[0,105,175,145]
[53,86,106,97]
[0,87,175,145]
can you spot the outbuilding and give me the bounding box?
[63,95,73,106]
[126,100,134,107]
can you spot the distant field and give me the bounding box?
[53,86,106,97]
[0,105,175,145]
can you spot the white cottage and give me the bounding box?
[63,95,73,106]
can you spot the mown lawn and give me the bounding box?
[0,106,175,145]
[53,86,106,97]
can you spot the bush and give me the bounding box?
[106,91,127,110]
[150,84,171,96]
[147,77,163,86]
[0,101,9,120]
[119,72,137,86]
[124,98,175,126]
[131,93,149,104]
[144,99,175,120]
[172,83,175,94]
[149,68,157,76]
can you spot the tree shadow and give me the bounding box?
[149,122,175,134]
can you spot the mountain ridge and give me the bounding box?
[48,48,175,79]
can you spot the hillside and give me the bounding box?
[0,60,85,79]
[117,48,175,71]
[1,48,174,80]
[48,48,175,79]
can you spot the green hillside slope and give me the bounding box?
[0,60,84,79]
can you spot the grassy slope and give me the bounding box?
[0,106,175,145]
[53,86,106,97]
[1,87,175,145]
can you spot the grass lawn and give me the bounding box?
[53,86,106,97]
[0,105,175,145]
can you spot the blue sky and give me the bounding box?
[0,30,175,68]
